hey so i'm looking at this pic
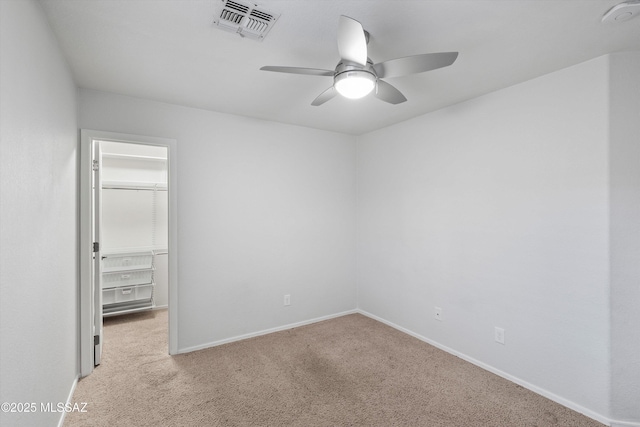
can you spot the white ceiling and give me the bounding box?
[40,0,640,135]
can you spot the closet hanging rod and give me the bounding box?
[102,186,168,191]
[102,181,167,191]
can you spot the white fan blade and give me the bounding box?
[260,66,334,77]
[373,52,458,79]
[311,86,338,106]
[375,80,407,104]
[337,16,368,66]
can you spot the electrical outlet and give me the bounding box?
[434,307,442,321]
[284,294,291,306]
[495,327,505,345]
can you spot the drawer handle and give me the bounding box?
[121,288,132,295]
[121,274,131,280]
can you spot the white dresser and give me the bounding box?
[101,250,155,316]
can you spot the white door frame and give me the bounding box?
[80,129,179,377]
[92,141,104,366]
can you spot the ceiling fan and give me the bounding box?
[260,15,459,106]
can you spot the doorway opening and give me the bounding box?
[80,130,178,377]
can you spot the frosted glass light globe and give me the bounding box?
[334,71,376,99]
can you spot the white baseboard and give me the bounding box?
[611,421,640,427]
[177,309,358,354]
[356,309,615,427]
[57,374,79,427]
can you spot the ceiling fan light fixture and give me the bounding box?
[260,16,458,106]
[334,70,376,99]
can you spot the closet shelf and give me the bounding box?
[103,301,155,317]
[102,181,167,191]
[102,153,167,162]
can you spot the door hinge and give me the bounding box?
[93,242,99,253]
[94,335,100,345]
[92,160,99,171]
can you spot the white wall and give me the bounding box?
[78,90,357,351]
[0,1,79,426]
[609,51,640,425]
[356,56,611,421]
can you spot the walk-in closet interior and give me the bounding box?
[99,141,168,316]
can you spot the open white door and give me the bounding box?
[80,129,179,378]
[92,141,103,365]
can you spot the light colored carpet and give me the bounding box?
[65,310,604,426]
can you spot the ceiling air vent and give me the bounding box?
[214,0,280,41]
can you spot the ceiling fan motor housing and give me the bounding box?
[334,59,376,76]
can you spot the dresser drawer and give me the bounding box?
[102,251,153,272]
[103,283,154,305]
[102,269,153,289]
